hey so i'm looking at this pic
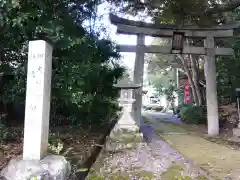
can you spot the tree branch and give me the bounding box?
[140,0,240,17]
[206,0,240,15]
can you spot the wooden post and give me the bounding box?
[204,36,219,136]
[132,34,145,126]
[23,40,53,160]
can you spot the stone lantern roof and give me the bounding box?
[114,76,141,89]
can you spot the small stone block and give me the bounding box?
[0,155,71,180]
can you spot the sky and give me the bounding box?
[96,3,153,71]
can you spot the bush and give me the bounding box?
[179,104,205,124]
[176,103,194,113]
[176,103,193,117]
[0,123,10,142]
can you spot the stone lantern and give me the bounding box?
[114,76,141,113]
[105,76,143,152]
[113,76,141,131]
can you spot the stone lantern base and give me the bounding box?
[105,107,143,152]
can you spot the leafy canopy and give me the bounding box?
[0,0,125,126]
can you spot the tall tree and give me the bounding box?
[0,0,125,126]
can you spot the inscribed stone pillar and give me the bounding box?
[204,36,219,136]
[23,40,53,160]
[132,34,145,125]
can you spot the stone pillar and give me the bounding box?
[23,40,53,160]
[132,34,145,126]
[1,40,71,180]
[204,36,219,136]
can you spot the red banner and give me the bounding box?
[183,79,191,103]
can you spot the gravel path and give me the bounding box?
[88,113,210,179]
[140,117,210,179]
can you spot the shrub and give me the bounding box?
[0,123,10,142]
[48,134,64,154]
[179,104,205,124]
[176,103,193,117]
[176,103,194,113]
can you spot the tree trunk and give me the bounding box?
[177,55,199,105]
[190,55,202,105]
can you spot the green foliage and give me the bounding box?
[164,83,178,113]
[179,104,205,124]
[0,123,9,141]
[30,177,38,180]
[48,135,64,154]
[0,0,124,126]
[177,103,194,111]
[149,70,176,93]
[216,37,240,104]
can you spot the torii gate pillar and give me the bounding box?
[204,36,219,136]
[132,34,145,125]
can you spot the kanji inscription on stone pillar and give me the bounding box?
[23,40,53,160]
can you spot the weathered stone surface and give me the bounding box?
[105,111,143,152]
[1,155,70,180]
[112,110,139,132]
[23,40,53,160]
[41,155,71,180]
[233,128,240,137]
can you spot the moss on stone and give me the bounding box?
[105,130,143,152]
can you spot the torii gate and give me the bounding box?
[109,14,240,136]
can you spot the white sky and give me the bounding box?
[96,3,153,70]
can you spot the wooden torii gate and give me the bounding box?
[109,14,240,136]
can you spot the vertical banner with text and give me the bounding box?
[183,78,191,103]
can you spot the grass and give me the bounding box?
[161,164,186,180]
[145,116,240,179]
[161,164,207,180]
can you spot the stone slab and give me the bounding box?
[1,155,70,180]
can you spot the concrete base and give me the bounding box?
[233,128,240,137]
[0,155,71,180]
